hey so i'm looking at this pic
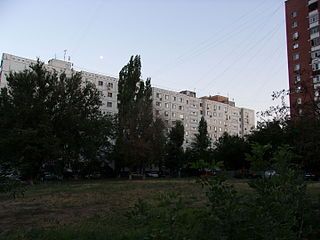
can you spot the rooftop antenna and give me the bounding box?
[63,49,67,61]
[54,54,57,59]
[68,56,71,62]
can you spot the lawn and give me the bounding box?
[0,179,319,239]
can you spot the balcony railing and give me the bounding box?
[309,0,318,6]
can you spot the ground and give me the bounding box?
[0,179,319,239]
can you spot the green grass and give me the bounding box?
[0,179,319,239]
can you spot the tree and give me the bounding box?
[189,116,212,165]
[115,56,154,173]
[165,121,185,175]
[150,118,166,173]
[214,133,250,170]
[0,61,113,181]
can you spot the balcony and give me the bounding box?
[310,32,320,40]
[310,21,319,28]
[311,45,320,52]
[308,0,318,6]
[309,0,318,6]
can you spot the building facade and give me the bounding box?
[152,88,255,146]
[0,53,255,146]
[285,0,320,118]
[0,53,118,115]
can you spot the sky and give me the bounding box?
[0,0,288,115]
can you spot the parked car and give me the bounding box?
[264,170,277,178]
[40,172,62,181]
[304,172,319,181]
[146,171,159,178]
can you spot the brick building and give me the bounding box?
[285,0,320,118]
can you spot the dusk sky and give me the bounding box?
[0,0,287,116]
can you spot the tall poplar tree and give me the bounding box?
[190,116,212,164]
[165,121,185,175]
[115,56,154,173]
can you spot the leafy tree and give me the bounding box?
[165,121,184,175]
[150,118,166,173]
[0,61,113,181]
[214,133,250,170]
[115,56,154,173]
[189,116,212,165]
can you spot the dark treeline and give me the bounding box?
[1,56,320,181]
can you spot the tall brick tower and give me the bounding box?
[285,0,320,118]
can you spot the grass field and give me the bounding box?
[0,179,319,239]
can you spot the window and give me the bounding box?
[314,83,320,89]
[173,96,176,101]
[172,112,176,117]
[179,98,183,102]
[297,98,302,104]
[156,93,161,98]
[165,95,169,100]
[311,50,320,58]
[98,81,103,86]
[179,114,184,119]
[107,102,112,108]
[156,110,160,116]
[293,43,299,49]
[313,75,320,83]
[107,92,112,97]
[293,53,300,60]
[295,75,301,83]
[294,64,300,71]
[172,104,176,109]
[309,13,319,24]
[310,26,319,35]
[164,111,169,117]
[156,102,161,107]
[311,37,320,47]
[312,62,320,71]
[165,103,169,108]
[186,100,189,104]
[292,21,298,28]
[292,11,297,18]
[296,85,302,93]
[179,106,183,110]
[107,82,113,88]
[292,32,299,40]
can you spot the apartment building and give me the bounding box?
[152,88,255,146]
[0,53,118,115]
[0,53,255,146]
[285,0,320,118]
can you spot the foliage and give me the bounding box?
[189,116,212,166]
[127,145,317,240]
[0,176,26,199]
[150,118,166,172]
[0,61,113,180]
[115,55,154,173]
[165,121,185,175]
[245,143,272,171]
[213,133,250,170]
